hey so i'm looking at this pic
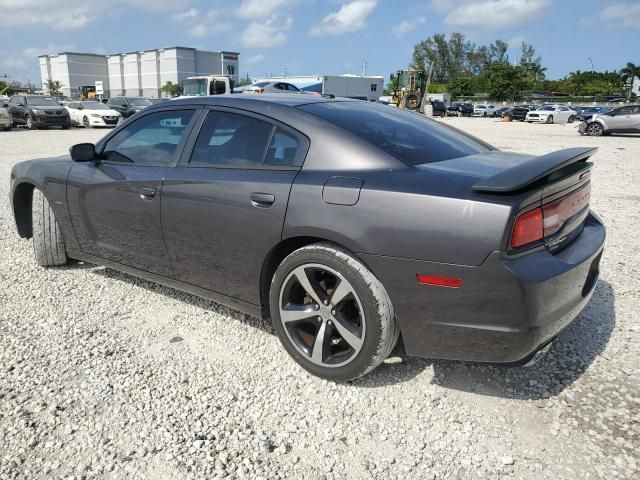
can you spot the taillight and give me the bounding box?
[541,184,590,237]
[511,208,543,248]
[511,183,591,250]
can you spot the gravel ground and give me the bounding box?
[1,120,638,480]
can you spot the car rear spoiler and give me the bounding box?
[472,147,598,193]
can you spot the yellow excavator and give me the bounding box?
[389,69,428,112]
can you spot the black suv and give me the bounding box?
[7,95,70,129]
[510,104,537,121]
[446,102,473,117]
[106,96,153,118]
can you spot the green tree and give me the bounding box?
[236,77,252,88]
[0,80,15,96]
[620,62,640,99]
[447,76,476,97]
[482,63,528,100]
[161,81,183,97]
[45,80,63,96]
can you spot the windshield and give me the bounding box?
[128,97,152,106]
[182,79,208,96]
[81,101,110,110]
[538,105,555,111]
[253,82,270,88]
[299,101,491,166]
[26,97,59,106]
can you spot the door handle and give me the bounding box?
[137,186,156,200]
[250,192,275,208]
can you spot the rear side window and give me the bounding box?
[299,102,491,165]
[190,111,304,168]
[102,109,195,166]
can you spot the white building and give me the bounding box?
[39,47,239,98]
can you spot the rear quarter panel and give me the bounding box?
[284,168,516,266]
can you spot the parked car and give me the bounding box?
[510,104,537,121]
[430,100,447,117]
[9,95,605,381]
[578,106,612,122]
[7,95,70,129]
[472,104,496,117]
[65,101,121,128]
[243,81,301,94]
[493,106,511,118]
[579,104,640,136]
[446,102,474,117]
[106,96,152,118]
[0,100,12,131]
[526,105,578,124]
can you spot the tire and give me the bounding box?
[3,126,10,131]
[32,189,67,267]
[26,115,36,130]
[546,115,554,124]
[269,243,399,381]
[568,115,575,123]
[62,124,70,130]
[586,122,604,136]
[83,116,91,128]
[403,93,421,111]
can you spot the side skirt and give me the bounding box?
[66,250,263,319]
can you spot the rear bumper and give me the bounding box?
[362,212,605,364]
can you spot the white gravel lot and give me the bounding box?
[0,119,638,480]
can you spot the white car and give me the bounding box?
[65,101,121,128]
[525,105,578,124]
[472,104,496,117]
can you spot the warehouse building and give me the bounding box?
[39,47,239,98]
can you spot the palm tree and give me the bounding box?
[619,62,640,99]
[530,63,547,84]
[45,79,63,97]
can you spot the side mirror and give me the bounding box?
[17,103,25,107]
[70,143,96,162]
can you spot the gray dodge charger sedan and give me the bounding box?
[10,95,605,381]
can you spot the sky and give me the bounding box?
[0,0,638,85]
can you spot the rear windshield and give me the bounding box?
[128,97,152,106]
[298,101,491,165]
[253,82,270,87]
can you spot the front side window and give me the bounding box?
[102,109,195,166]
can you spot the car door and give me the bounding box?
[630,107,640,132]
[67,107,199,276]
[67,102,80,124]
[604,106,633,131]
[8,96,26,123]
[161,107,309,305]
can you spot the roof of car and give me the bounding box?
[166,93,354,108]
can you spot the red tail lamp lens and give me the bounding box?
[511,208,543,248]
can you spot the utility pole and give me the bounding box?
[362,60,367,77]
[587,57,595,73]
[425,63,434,94]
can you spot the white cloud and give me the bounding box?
[246,54,266,65]
[235,0,297,19]
[391,17,426,37]
[174,8,234,38]
[0,0,189,29]
[310,0,378,37]
[0,43,77,83]
[175,8,198,21]
[600,3,640,28]
[432,0,550,29]
[242,14,292,48]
